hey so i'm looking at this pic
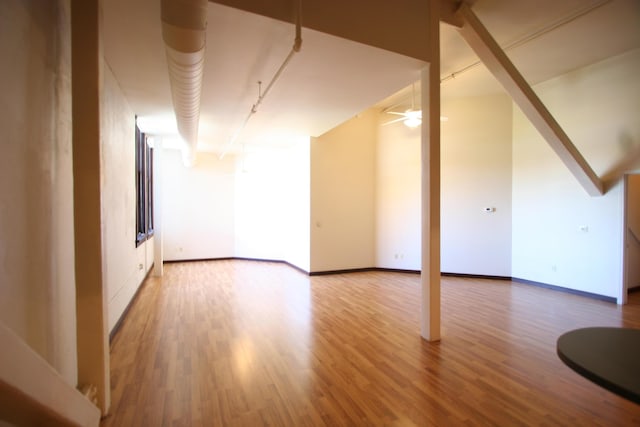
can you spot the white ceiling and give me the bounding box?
[384,0,640,109]
[103,0,640,155]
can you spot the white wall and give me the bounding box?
[279,142,311,271]
[375,94,513,276]
[0,0,77,385]
[311,110,377,272]
[160,141,309,270]
[101,65,155,333]
[283,143,311,272]
[512,49,640,300]
[440,94,513,276]
[234,141,311,271]
[162,151,235,261]
[234,150,286,261]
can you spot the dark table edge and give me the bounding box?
[556,336,640,405]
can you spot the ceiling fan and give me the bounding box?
[382,82,422,128]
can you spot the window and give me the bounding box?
[135,120,154,246]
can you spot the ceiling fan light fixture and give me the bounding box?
[403,109,422,128]
[404,117,422,128]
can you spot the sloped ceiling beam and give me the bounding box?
[455,3,604,196]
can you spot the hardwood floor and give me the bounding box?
[102,260,640,426]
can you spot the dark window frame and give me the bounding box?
[135,120,154,247]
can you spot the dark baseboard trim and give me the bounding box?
[309,267,377,276]
[512,277,616,303]
[442,272,511,281]
[310,267,421,276]
[308,269,615,303]
[312,269,509,278]
[312,270,508,278]
[375,268,421,275]
[159,258,619,303]
[163,262,417,277]
[234,257,311,275]
[109,264,155,343]
[163,257,234,264]
[628,286,640,294]
[233,256,283,263]
[164,257,310,275]
[282,261,310,275]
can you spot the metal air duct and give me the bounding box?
[161,0,207,167]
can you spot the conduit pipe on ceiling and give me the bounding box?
[161,0,208,167]
[440,0,611,85]
[219,0,303,160]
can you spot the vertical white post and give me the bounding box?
[619,175,628,304]
[420,0,441,341]
[153,138,163,277]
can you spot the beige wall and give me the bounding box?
[512,49,640,300]
[627,174,640,289]
[375,94,513,276]
[311,109,377,272]
[628,174,640,238]
[375,112,421,269]
[0,0,153,403]
[440,94,512,276]
[0,0,77,385]
[101,65,155,332]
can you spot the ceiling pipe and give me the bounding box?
[440,0,610,85]
[161,0,208,167]
[383,0,612,115]
[219,0,303,160]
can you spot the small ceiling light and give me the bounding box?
[403,110,422,128]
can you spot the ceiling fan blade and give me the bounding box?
[386,111,407,116]
[381,117,406,126]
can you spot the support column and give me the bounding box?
[70,0,110,413]
[153,139,164,277]
[420,0,441,342]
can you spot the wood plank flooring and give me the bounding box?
[102,260,640,426]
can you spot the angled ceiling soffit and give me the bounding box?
[208,0,431,61]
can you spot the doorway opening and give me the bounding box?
[623,173,640,302]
